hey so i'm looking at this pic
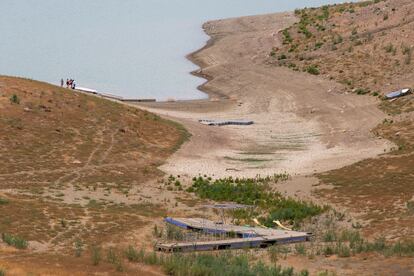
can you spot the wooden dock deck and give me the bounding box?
[156,218,311,252]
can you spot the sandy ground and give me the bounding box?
[135,11,392,179]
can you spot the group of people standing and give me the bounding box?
[60,78,76,89]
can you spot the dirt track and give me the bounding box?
[136,12,392,178]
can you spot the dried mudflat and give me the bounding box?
[136,12,392,178]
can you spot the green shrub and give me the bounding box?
[336,243,351,257]
[403,46,412,64]
[351,28,357,36]
[299,25,312,38]
[295,243,307,255]
[389,240,414,257]
[402,45,412,55]
[160,252,304,276]
[355,88,370,95]
[144,251,159,265]
[91,246,101,266]
[282,29,293,44]
[166,224,185,241]
[187,176,325,226]
[9,94,20,104]
[107,247,124,271]
[318,6,330,20]
[323,245,334,256]
[125,245,145,262]
[107,247,117,264]
[306,65,320,75]
[384,43,395,54]
[354,40,363,46]
[1,233,28,249]
[315,42,324,49]
[323,230,336,242]
[74,239,83,257]
[0,197,9,205]
[0,268,5,276]
[407,201,414,214]
[278,54,287,60]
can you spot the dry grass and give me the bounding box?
[0,76,187,274]
[317,117,414,239]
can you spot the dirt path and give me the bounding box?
[135,11,392,178]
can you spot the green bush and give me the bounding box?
[125,245,145,262]
[306,65,320,75]
[323,230,336,242]
[1,233,28,249]
[278,54,287,60]
[407,201,414,214]
[299,25,312,38]
[9,94,20,104]
[74,239,83,257]
[315,42,324,49]
[0,268,5,276]
[402,45,412,55]
[323,229,414,257]
[403,46,412,64]
[355,88,370,95]
[91,246,102,266]
[107,247,124,272]
[323,245,335,256]
[295,243,307,255]
[336,243,351,257]
[166,224,185,241]
[187,176,325,226]
[282,29,293,44]
[384,43,395,54]
[127,249,308,276]
[0,197,9,205]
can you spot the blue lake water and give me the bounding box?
[1,0,349,101]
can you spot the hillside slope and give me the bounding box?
[0,76,188,275]
[271,0,414,240]
[271,0,414,98]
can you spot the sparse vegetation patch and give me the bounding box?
[187,175,326,227]
[270,0,413,95]
[1,233,28,249]
[124,247,309,276]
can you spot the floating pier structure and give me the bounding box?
[120,98,156,103]
[75,87,156,102]
[199,119,254,126]
[156,218,311,253]
[75,87,98,94]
